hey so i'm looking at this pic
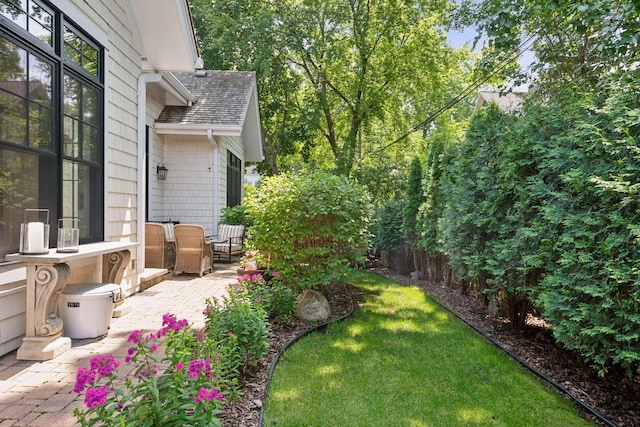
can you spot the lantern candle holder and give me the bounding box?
[57,218,80,253]
[19,209,50,255]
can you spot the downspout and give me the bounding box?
[207,129,220,232]
[137,73,162,275]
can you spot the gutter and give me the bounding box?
[137,72,162,275]
[207,129,220,232]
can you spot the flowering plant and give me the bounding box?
[236,272,297,325]
[204,289,270,370]
[241,249,268,270]
[73,313,236,426]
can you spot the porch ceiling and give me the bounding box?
[129,0,201,72]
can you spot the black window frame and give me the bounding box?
[226,150,242,207]
[0,0,104,262]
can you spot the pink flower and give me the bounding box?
[272,271,280,277]
[176,362,184,371]
[150,344,158,352]
[90,354,119,377]
[127,330,143,344]
[203,305,212,315]
[84,385,109,408]
[73,367,95,393]
[195,386,224,403]
[227,331,233,337]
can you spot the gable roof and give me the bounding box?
[155,70,264,162]
[158,71,255,126]
[474,90,524,114]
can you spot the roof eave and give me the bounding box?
[155,123,243,136]
[130,0,201,72]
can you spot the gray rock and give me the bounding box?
[297,289,331,322]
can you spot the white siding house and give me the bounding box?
[0,0,263,357]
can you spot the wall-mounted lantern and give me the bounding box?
[157,164,168,181]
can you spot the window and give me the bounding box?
[0,0,104,262]
[227,150,242,207]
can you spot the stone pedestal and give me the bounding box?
[7,241,136,361]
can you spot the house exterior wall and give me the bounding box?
[0,0,143,356]
[164,136,217,234]
[146,87,169,222]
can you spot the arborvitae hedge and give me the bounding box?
[426,81,640,376]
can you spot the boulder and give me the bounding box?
[297,289,331,322]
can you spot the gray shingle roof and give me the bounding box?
[157,70,256,126]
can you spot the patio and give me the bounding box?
[0,263,238,426]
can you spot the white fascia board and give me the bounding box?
[158,73,196,106]
[155,123,243,136]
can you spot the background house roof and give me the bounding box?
[474,90,524,114]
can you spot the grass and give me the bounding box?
[263,271,594,427]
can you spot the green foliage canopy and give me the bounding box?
[244,171,371,290]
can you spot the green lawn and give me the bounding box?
[263,271,594,427]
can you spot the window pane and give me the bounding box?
[82,85,97,125]
[81,123,97,161]
[28,1,51,45]
[0,38,52,149]
[63,26,80,64]
[0,92,26,144]
[27,54,52,149]
[64,25,98,77]
[0,146,56,261]
[63,115,78,156]
[0,0,27,32]
[81,40,98,75]
[62,160,97,239]
[64,74,99,161]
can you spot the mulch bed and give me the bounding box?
[220,270,639,427]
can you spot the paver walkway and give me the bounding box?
[0,263,237,426]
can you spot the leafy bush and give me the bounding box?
[438,82,640,375]
[530,84,640,376]
[204,292,270,369]
[245,170,371,289]
[370,200,405,251]
[238,273,297,324]
[402,156,425,245]
[220,204,252,227]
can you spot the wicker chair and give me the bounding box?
[145,223,175,269]
[173,224,213,277]
[211,224,245,263]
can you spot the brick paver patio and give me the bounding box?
[0,263,237,426]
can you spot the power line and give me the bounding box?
[378,32,537,152]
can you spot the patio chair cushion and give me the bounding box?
[212,224,245,262]
[218,224,244,242]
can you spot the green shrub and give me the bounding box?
[402,157,425,245]
[370,200,405,251]
[238,273,297,324]
[245,170,371,290]
[531,84,640,376]
[219,204,252,227]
